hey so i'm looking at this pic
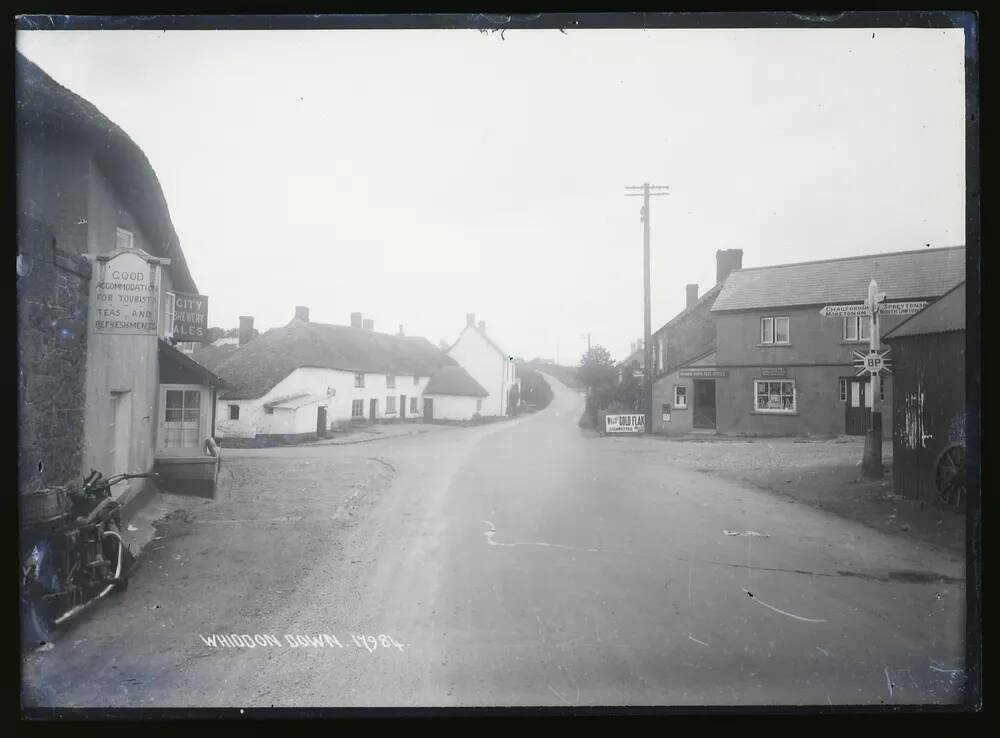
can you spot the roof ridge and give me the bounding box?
[732,245,966,274]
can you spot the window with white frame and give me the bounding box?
[410,397,419,414]
[843,316,870,342]
[386,375,396,389]
[754,380,796,413]
[760,316,790,344]
[115,227,134,251]
[386,396,397,414]
[351,399,365,418]
[354,373,365,388]
[229,404,240,420]
[673,385,688,408]
[162,291,176,339]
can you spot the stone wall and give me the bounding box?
[18,214,92,495]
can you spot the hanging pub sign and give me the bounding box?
[679,368,728,378]
[172,292,210,342]
[605,414,645,434]
[91,250,165,335]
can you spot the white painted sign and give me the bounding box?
[878,301,929,316]
[93,251,160,335]
[605,414,645,433]
[820,301,928,317]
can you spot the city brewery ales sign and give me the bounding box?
[172,292,209,342]
[605,414,645,434]
[93,251,159,335]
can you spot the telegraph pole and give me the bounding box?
[626,182,669,433]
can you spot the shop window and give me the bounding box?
[673,385,688,409]
[761,316,790,344]
[351,399,365,418]
[229,404,240,420]
[754,380,796,413]
[163,389,201,448]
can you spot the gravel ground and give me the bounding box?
[598,434,964,554]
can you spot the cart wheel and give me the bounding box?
[934,443,966,511]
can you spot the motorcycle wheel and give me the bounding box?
[103,521,135,592]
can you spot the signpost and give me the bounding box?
[605,414,645,434]
[818,280,923,478]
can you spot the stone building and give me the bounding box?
[16,51,220,509]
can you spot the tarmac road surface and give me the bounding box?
[22,374,966,708]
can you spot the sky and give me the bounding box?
[16,26,966,364]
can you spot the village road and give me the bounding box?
[22,375,966,708]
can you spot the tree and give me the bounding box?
[578,345,617,391]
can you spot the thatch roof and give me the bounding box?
[192,343,241,372]
[423,365,489,398]
[15,51,198,294]
[213,318,456,400]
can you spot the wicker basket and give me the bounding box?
[21,486,69,527]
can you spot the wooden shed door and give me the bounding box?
[317,406,327,437]
[846,379,871,435]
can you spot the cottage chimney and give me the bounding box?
[295,306,310,322]
[466,312,476,328]
[686,284,699,310]
[238,316,254,346]
[716,249,744,285]
[350,312,363,329]
[478,320,486,334]
[398,324,405,336]
[362,318,374,331]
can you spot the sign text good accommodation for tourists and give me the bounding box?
[679,368,728,378]
[92,251,162,335]
[172,292,210,342]
[605,414,645,433]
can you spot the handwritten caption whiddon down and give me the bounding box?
[199,633,407,652]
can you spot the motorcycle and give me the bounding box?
[20,470,158,649]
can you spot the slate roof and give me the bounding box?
[711,246,966,312]
[655,283,723,336]
[884,282,966,340]
[213,318,456,400]
[15,52,198,294]
[423,365,490,397]
[158,339,223,387]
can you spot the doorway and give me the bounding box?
[423,398,433,422]
[845,378,872,435]
[369,398,378,421]
[317,406,327,437]
[109,391,132,476]
[400,395,407,420]
[692,380,717,429]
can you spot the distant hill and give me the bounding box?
[519,361,583,391]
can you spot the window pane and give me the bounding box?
[165,408,182,422]
[184,391,201,408]
[844,318,857,341]
[859,319,870,340]
[775,318,789,342]
[166,390,183,408]
[761,318,773,343]
[183,408,200,423]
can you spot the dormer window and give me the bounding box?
[115,227,134,251]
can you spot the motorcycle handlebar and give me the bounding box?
[82,471,160,491]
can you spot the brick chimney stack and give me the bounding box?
[295,306,310,322]
[362,318,374,331]
[398,324,405,336]
[350,312,362,329]
[686,284,699,310]
[716,249,744,285]
[238,316,254,346]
